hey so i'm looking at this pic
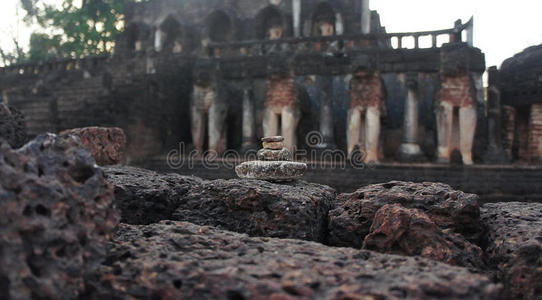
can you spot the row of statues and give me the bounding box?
[190,62,478,165]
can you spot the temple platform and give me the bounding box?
[138,156,542,203]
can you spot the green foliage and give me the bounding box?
[21,0,139,62]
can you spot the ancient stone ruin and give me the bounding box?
[1,132,541,299]
[1,0,542,298]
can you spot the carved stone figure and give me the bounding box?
[190,63,228,156]
[268,25,283,40]
[319,21,334,37]
[263,60,300,153]
[435,46,477,165]
[347,67,384,163]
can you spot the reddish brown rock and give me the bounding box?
[86,221,501,300]
[173,178,333,242]
[481,202,542,299]
[363,204,485,270]
[60,126,126,165]
[103,166,332,243]
[328,181,481,248]
[0,134,118,300]
[103,166,203,225]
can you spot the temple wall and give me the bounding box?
[529,104,542,162]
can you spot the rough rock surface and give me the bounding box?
[86,221,501,300]
[328,181,481,248]
[104,166,333,243]
[174,178,334,242]
[60,127,127,165]
[103,166,203,225]
[481,202,542,299]
[0,103,27,148]
[257,147,292,161]
[235,160,307,181]
[363,204,485,270]
[0,134,118,300]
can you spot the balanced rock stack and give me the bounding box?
[235,136,307,182]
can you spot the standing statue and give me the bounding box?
[267,25,283,40]
[434,46,477,165]
[190,62,228,156]
[347,64,385,163]
[263,59,300,153]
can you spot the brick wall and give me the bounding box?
[265,76,296,107]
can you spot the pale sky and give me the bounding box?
[0,0,541,69]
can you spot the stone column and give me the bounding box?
[361,0,371,34]
[241,88,257,153]
[483,66,509,163]
[315,76,337,150]
[293,0,302,38]
[466,17,474,47]
[529,104,542,162]
[398,73,424,161]
[502,105,516,158]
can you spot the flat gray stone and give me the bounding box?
[261,136,284,143]
[257,147,292,161]
[262,141,284,150]
[235,160,307,182]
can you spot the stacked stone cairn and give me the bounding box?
[235,136,307,182]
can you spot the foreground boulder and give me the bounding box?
[0,103,27,148]
[328,181,481,248]
[363,204,485,270]
[481,202,542,299]
[104,166,335,243]
[103,166,203,225]
[60,127,127,165]
[0,134,118,299]
[86,221,501,299]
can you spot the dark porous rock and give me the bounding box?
[0,103,27,148]
[173,178,334,242]
[481,202,542,299]
[363,204,485,270]
[104,166,332,242]
[328,181,481,248]
[0,134,118,300]
[103,166,203,225]
[87,221,502,300]
[60,127,127,165]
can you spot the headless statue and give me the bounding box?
[319,21,334,37]
[267,25,283,40]
[435,70,477,165]
[190,65,228,156]
[347,68,384,163]
[263,71,300,153]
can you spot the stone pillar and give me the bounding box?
[398,73,424,161]
[293,0,301,38]
[502,105,516,159]
[154,29,164,51]
[483,67,509,163]
[528,104,542,162]
[361,0,371,34]
[314,76,336,150]
[241,88,257,153]
[466,17,474,47]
